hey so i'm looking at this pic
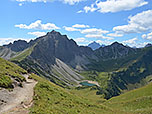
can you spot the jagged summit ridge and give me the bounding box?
[88,41,101,50]
[3,40,29,52]
[95,41,136,60]
[47,30,61,36]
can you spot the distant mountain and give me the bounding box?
[145,43,152,48]
[86,42,138,72]
[3,40,29,52]
[88,41,101,50]
[95,42,136,60]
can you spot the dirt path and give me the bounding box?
[0,74,37,114]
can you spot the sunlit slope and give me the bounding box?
[104,82,152,114]
[29,73,152,114]
[29,74,130,114]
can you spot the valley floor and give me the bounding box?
[0,74,37,114]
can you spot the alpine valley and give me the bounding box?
[0,30,152,114]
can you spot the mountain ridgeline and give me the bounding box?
[1,30,152,99]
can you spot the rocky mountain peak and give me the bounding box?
[88,41,101,50]
[29,31,95,70]
[47,30,61,36]
[95,41,136,60]
[111,42,123,47]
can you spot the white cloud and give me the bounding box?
[136,42,151,47]
[142,34,147,39]
[63,0,85,5]
[124,41,149,48]
[63,26,80,31]
[74,37,87,43]
[77,10,83,13]
[123,37,138,44]
[82,0,148,13]
[107,32,123,37]
[136,42,149,48]
[28,31,46,37]
[73,37,89,45]
[83,4,97,13]
[142,32,152,40]
[72,24,89,28]
[81,28,109,34]
[19,3,23,6]
[121,37,149,48]
[0,38,33,46]
[96,40,102,44]
[113,10,152,34]
[96,40,112,45]
[85,34,113,40]
[16,0,84,5]
[16,0,51,3]
[15,20,60,30]
[63,24,89,32]
[96,0,148,13]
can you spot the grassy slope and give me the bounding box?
[30,72,152,114]
[69,82,152,114]
[104,82,152,114]
[0,57,27,88]
[29,73,152,114]
[69,87,106,104]
[29,73,125,114]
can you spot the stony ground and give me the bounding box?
[0,74,37,114]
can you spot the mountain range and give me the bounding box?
[0,30,152,99]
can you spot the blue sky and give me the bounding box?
[0,0,152,47]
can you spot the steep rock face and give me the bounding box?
[30,30,95,70]
[52,58,84,85]
[95,42,137,60]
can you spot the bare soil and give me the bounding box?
[0,74,37,114]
